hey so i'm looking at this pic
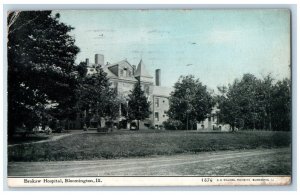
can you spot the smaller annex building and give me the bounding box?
[197,107,230,131]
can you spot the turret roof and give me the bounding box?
[134,59,153,78]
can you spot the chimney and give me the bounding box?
[85,58,89,66]
[132,65,136,74]
[155,69,161,86]
[95,54,104,66]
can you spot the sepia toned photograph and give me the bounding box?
[6,9,292,186]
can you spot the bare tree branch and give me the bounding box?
[7,11,20,30]
[8,12,40,35]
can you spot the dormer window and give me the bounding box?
[123,68,127,77]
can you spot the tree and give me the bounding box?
[168,75,213,130]
[127,81,151,129]
[271,79,291,131]
[255,74,274,130]
[217,73,291,131]
[76,61,88,78]
[76,67,119,128]
[217,74,259,130]
[7,11,80,139]
[217,75,245,130]
[216,85,235,131]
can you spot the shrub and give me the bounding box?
[163,119,183,130]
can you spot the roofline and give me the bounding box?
[109,78,137,84]
[152,94,170,98]
[109,77,154,85]
[135,75,154,79]
[106,59,134,68]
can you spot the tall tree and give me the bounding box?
[127,81,151,129]
[7,11,79,139]
[217,74,291,131]
[217,74,259,130]
[76,61,88,78]
[76,67,119,128]
[216,85,239,131]
[167,75,213,130]
[256,74,274,130]
[271,79,291,131]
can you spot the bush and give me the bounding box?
[105,121,113,127]
[163,119,183,130]
[97,127,109,133]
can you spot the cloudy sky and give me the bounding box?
[56,10,290,90]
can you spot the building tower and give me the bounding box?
[134,59,153,83]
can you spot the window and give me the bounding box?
[114,81,118,89]
[145,85,149,94]
[155,98,159,107]
[128,71,131,77]
[120,70,124,76]
[123,68,127,77]
[155,112,159,121]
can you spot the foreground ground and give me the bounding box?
[8,147,291,176]
[8,130,291,162]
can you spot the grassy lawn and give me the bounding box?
[8,130,291,162]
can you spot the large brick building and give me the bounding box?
[70,54,172,129]
[67,53,230,131]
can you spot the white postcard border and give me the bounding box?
[8,176,291,187]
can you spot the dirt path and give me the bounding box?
[8,147,290,176]
[8,131,85,147]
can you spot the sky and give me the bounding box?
[56,9,290,91]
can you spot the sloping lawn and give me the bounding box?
[8,130,291,162]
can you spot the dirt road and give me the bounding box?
[8,147,290,176]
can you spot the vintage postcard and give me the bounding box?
[6,9,291,187]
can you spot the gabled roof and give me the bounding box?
[106,59,131,68]
[134,59,153,78]
[104,59,138,82]
[102,66,118,78]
